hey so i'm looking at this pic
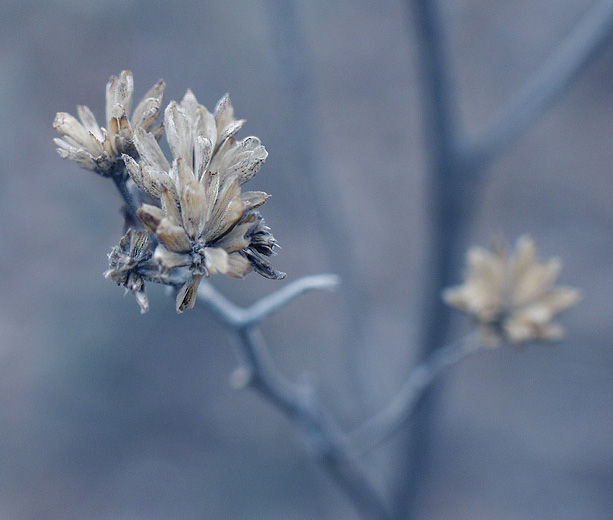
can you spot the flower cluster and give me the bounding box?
[55,71,284,313]
[443,235,580,346]
[54,71,164,176]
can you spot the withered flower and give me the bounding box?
[105,229,154,313]
[126,90,284,312]
[54,70,164,176]
[443,235,581,346]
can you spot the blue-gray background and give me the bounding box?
[1,1,612,519]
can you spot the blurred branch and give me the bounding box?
[395,0,467,518]
[466,0,613,168]
[196,278,391,520]
[348,332,482,455]
[264,0,372,401]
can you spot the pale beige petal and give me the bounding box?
[131,79,165,129]
[180,89,200,124]
[156,218,192,253]
[226,252,253,278]
[195,105,217,147]
[160,187,182,225]
[123,154,145,191]
[53,112,102,153]
[503,316,534,344]
[153,245,192,270]
[56,146,97,170]
[176,158,206,238]
[466,247,505,295]
[539,286,582,313]
[164,101,193,168]
[194,135,213,181]
[217,119,245,148]
[204,247,229,274]
[510,235,535,286]
[214,222,251,253]
[137,204,165,233]
[200,169,219,230]
[512,257,561,307]
[240,191,270,210]
[141,165,176,198]
[209,136,268,185]
[77,105,104,141]
[106,70,134,126]
[204,177,245,242]
[133,126,170,171]
[124,154,173,199]
[176,274,203,313]
[214,93,235,140]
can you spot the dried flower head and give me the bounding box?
[126,90,284,312]
[105,229,154,313]
[443,235,581,346]
[54,70,164,176]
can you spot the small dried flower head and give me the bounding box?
[443,235,581,346]
[54,71,164,176]
[105,229,154,313]
[128,90,284,312]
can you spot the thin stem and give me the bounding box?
[466,0,613,168]
[395,1,466,518]
[349,332,482,455]
[196,274,340,330]
[112,174,141,224]
[196,289,391,520]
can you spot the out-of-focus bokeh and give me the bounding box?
[1,1,612,519]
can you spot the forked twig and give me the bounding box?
[196,278,391,520]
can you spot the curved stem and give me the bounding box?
[196,287,391,520]
[112,174,141,224]
[196,274,340,329]
[349,332,482,455]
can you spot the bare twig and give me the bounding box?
[466,0,613,168]
[196,274,340,330]
[349,332,482,455]
[196,281,392,520]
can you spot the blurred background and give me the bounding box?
[1,0,612,519]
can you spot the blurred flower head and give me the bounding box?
[126,89,284,312]
[443,235,581,346]
[54,70,164,176]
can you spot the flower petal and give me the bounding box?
[165,101,193,168]
[176,274,203,313]
[204,247,229,274]
[156,217,192,253]
[214,93,235,140]
[137,204,165,233]
[106,70,134,126]
[77,105,103,141]
[133,126,170,171]
[131,79,165,130]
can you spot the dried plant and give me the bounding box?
[53,36,595,518]
[56,72,284,314]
